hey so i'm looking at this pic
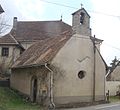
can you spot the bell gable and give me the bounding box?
[72,8,91,36]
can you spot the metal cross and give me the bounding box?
[81,3,83,8]
[60,15,63,21]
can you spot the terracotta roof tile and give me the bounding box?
[1,20,71,45]
[0,34,18,45]
[12,20,72,42]
[12,31,72,68]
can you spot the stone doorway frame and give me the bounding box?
[30,76,37,102]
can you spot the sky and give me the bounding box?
[1,0,120,65]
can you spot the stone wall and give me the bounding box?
[10,67,50,105]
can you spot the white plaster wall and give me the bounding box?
[52,34,94,100]
[95,48,106,100]
[0,46,20,71]
[52,34,106,103]
[10,69,31,95]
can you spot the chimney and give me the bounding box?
[13,17,17,30]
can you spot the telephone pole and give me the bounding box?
[93,35,96,101]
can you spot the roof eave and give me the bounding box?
[96,47,108,71]
[11,63,46,69]
[90,36,103,43]
[0,43,19,45]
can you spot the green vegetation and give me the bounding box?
[3,87,120,110]
[110,96,120,103]
[0,87,42,110]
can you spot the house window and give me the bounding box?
[1,47,9,57]
[78,70,86,79]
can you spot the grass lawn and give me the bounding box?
[0,87,42,110]
[110,96,120,103]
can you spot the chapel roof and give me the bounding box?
[12,31,72,68]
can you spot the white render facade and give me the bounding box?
[51,8,106,105]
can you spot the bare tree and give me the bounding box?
[0,15,11,36]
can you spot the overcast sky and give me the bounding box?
[1,0,120,65]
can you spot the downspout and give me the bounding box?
[93,35,96,102]
[45,63,55,109]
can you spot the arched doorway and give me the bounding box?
[31,76,37,102]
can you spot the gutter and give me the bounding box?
[45,63,55,109]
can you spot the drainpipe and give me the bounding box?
[93,35,96,102]
[45,63,55,109]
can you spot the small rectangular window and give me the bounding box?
[2,47,9,57]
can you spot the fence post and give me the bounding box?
[106,90,109,102]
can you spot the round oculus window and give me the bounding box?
[78,70,86,79]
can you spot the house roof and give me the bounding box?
[0,33,19,45]
[0,33,25,50]
[10,20,72,42]
[106,61,120,79]
[12,31,72,68]
[0,5,4,14]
